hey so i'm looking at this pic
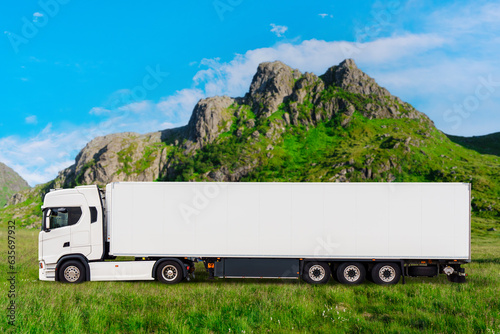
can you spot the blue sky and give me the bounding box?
[1,0,500,186]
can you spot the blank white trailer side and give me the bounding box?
[39,182,471,285]
[107,182,470,260]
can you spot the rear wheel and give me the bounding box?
[157,261,184,284]
[59,260,85,284]
[302,262,331,284]
[371,263,401,285]
[336,262,366,285]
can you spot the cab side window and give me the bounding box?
[48,207,83,229]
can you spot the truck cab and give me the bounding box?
[39,186,104,281]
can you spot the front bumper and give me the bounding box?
[39,261,56,281]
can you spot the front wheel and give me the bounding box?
[371,263,401,285]
[59,260,85,283]
[156,261,184,284]
[302,262,331,284]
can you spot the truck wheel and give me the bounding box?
[303,262,330,284]
[371,263,401,285]
[157,261,184,284]
[336,262,366,285]
[59,261,85,283]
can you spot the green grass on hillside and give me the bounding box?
[0,218,499,333]
[447,132,500,157]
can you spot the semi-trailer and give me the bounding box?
[39,182,470,285]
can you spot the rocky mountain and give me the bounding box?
[3,59,500,227]
[40,59,430,188]
[0,162,29,207]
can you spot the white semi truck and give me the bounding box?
[39,182,470,285]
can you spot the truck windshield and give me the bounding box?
[48,207,82,229]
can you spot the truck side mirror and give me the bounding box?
[44,209,52,232]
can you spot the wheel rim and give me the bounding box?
[64,266,80,282]
[162,265,178,281]
[309,265,326,281]
[343,265,361,282]
[379,265,396,282]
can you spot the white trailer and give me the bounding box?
[39,182,470,285]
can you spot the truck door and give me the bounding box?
[41,207,82,265]
[41,192,91,264]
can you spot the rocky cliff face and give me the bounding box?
[0,162,30,207]
[247,61,299,117]
[55,132,168,187]
[183,95,236,151]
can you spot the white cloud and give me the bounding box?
[33,12,44,23]
[364,1,500,136]
[157,88,205,124]
[427,1,500,35]
[118,101,153,114]
[89,107,111,115]
[0,129,88,186]
[318,13,333,19]
[25,115,38,124]
[270,24,288,37]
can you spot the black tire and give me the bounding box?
[59,260,85,283]
[371,263,401,285]
[336,262,366,285]
[302,262,330,284]
[156,261,184,284]
[330,264,339,282]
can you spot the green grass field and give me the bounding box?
[1,218,499,334]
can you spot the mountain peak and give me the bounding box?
[321,58,386,95]
[247,60,300,117]
[184,95,235,150]
[338,58,358,69]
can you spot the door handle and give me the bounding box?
[63,242,70,247]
